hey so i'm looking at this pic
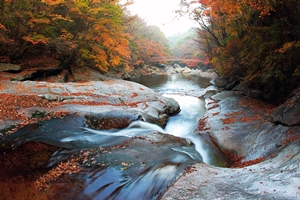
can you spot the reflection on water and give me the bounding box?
[130,74,212,92]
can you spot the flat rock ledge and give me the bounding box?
[162,91,300,200]
[0,79,180,134]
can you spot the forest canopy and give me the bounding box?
[168,28,209,67]
[180,0,300,103]
[1,0,299,103]
[0,0,169,72]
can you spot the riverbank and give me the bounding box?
[162,90,300,199]
[0,78,180,132]
[0,62,217,82]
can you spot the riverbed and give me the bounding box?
[0,74,228,200]
[131,74,230,166]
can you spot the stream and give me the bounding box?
[0,74,229,200]
[131,74,229,166]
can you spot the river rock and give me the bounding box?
[173,63,181,69]
[190,69,200,76]
[162,142,300,200]
[0,79,180,131]
[213,75,239,89]
[162,91,300,199]
[166,66,177,74]
[204,92,300,160]
[181,67,192,74]
[0,117,198,199]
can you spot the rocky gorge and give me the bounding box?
[0,63,299,199]
[162,90,300,199]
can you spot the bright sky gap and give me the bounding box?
[126,0,196,36]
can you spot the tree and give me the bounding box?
[180,0,300,103]
[168,28,209,68]
[122,12,170,67]
[48,0,131,72]
[0,0,131,72]
[0,0,171,72]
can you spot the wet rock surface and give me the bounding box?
[162,91,300,199]
[1,66,299,199]
[0,79,180,131]
[44,131,197,200]
[162,143,300,200]
[0,117,198,200]
[0,77,182,200]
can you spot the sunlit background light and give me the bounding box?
[126,0,196,36]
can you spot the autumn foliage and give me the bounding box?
[0,0,169,72]
[181,0,300,103]
[168,29,210,68]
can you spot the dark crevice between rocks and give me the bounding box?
[205,132,234,167]
[3,69,22,73]
[201,132,266,168]
[16,68,64,81]
[270,120,290,127]
[0,141,59,173]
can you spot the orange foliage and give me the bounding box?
[221,111,243,124]
[198,0,273,18]
[135,39,168,62]
[238,98,274,117]
[212,112,220,116]
[0,0,132,72]
[35,156,81,190]
[0,94,51,120]
[131,92,138,98]
[281,129,300,146]
[222,150,265,168]
[0,91,160,136]
[196,116,210,131]
[232,157,265,168]
[238,114,263,123]
[1,0,170,71]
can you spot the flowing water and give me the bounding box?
[0,74,229,200]
[131,74,229,166]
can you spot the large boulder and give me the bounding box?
[0,79,180,132]
[271,86,300,126]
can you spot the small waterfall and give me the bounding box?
[163,94,229,166]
